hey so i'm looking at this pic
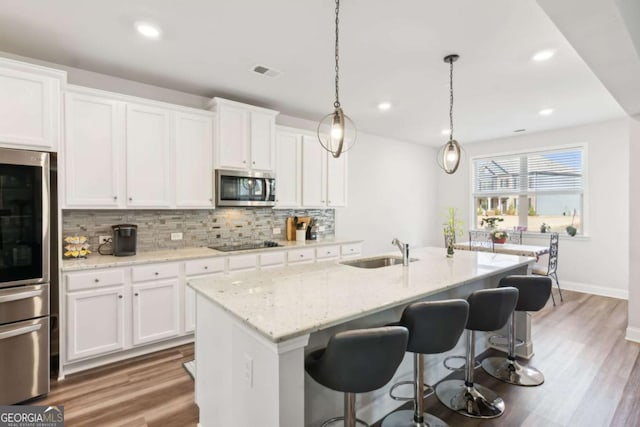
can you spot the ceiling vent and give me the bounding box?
[251,64,281,78]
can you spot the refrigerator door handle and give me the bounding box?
[0,288,43,304]
[0,323,42,340]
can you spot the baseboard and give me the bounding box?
[561,280,628,300]
[626,327,640,343]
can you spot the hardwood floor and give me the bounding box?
[33,290,640,426]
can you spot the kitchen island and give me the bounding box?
[189,246,533,427]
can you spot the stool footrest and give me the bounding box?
[443,355,480,372]
[488,334,524,348]
[388,380,434,401]
[321,416,369,427]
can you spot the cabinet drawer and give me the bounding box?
[288,248,316,263]
[316,245,340,260]
[341,243,362,258]
[131,263,179,282]
[260,251,286,268]
[66,269,126,292]
[185,258,226,276]
[228,254,258,272]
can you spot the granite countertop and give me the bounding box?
[61,238,362,271]
[188,247,534,343]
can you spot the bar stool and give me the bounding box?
[305,326,409,427]
[382,299,469,427]
[482,275,551,386]
[435,287,519,419]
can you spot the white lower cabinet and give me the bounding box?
[341,243,363,258]
[66,286,125,361]
[132,279,180,345]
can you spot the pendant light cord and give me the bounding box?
[334,0,341,109]
[449,57,454,141]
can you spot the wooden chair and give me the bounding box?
[532,232,562,305]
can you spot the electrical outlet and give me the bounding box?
[318,226,326,232]
[272,227,281,235]
[243,354,253,387]
[99,235,111,244]
[171,232,183,241]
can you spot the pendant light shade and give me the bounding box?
[317,0,356,158]
[437,54,462,174]
[318,107,356,158]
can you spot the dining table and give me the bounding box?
[453,241,549,260]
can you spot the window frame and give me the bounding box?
[470,143,589,236]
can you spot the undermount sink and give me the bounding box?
[340,256,418,269]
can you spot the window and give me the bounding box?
[472,148,584,234]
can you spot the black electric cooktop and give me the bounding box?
[209,240,282,252]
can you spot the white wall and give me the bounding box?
[436,119,630,298]
[278,115,440,256]
[627,118,640,342]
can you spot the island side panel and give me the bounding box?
[195,293,309,427]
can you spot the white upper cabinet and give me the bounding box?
[126,104,172,207]
[0,58,65,152]
[64,92,122,207]
[302,135,328,207]
[277,130,347,209]
[175,111,214,208]
[62,86,215,209]
[210,98,278,172]
[327,150,348,207]
[275,129,302,208]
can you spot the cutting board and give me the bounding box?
[286,216,310,241]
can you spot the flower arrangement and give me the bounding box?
[540,223,551,233]
[443,207,464,257]
[491,230,508,241]
[480,216,504,230]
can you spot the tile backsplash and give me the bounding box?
[62,208,335,252]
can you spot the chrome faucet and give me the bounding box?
[392,238,410,266]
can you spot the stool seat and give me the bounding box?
[482,275,552,386]
[435,287,518,419]
[306,326,408,426]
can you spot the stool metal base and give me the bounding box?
[320,416,369,427]
[435,379,505,419]
[381,409,448,427]
[481,357,544,386]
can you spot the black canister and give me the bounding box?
[112,224,138,256]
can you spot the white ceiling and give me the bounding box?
[0,0,626,145]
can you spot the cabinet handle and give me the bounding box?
[300,254,304,258]
[242,160,247,164]
[129,197,133,201]
[113,196,117,201]
[252,161,256,165]
[94,278,99,283]
[118,295,123,299]
[209,198,213,202]
[321,200,325,203]
[154,272,159,276]
[204,266,208,270]
[135,292,139,296]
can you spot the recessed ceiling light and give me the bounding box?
[538,108,554,116]
[441,129,450,135]
[377,102,392,111]
[532,49,555,61]
[135,21,161,39]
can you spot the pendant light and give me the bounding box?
[438,54,462,174]
[317,0,356,159]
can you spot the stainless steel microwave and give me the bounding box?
[215,169,276,207]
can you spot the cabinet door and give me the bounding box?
[175,112,214,207]
[185,285,196,333]
[132,279,179,345]
[327,151,347,207]
[217,104,249,169]
[126,104,172,207]
[0,66,59,151]
[250,111,274,171]
[275,131,301,208]
[302,135,327,207]
[66,287,125,361]
[64,93,122,207]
